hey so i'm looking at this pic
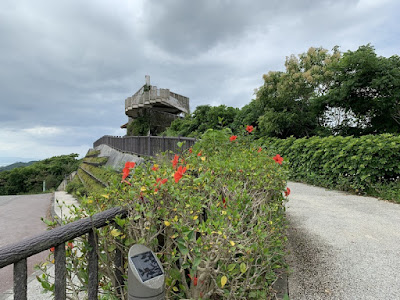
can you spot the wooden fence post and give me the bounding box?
[148,136,151,156]
[114,224,124,299]
[88,229,98,300]
[14,258,27,300]
[55,243,66,300]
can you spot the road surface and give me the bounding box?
[286,181,400,299]
[0,194,52,295]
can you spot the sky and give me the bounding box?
[0,0,399,165]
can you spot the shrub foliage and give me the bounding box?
[264,134,400,201]
[39,129,289,299]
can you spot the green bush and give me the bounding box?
[38,129,289,299]
[86,149,101,157]
[65,175,86,196]
[82,156,109,166]
[264,134,400,202]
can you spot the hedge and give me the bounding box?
[263,134,400,195]
[38,128,290,299]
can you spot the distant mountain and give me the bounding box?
[0,161,37,172]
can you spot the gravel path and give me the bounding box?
[286,181,400,299]
[0,194,52,295]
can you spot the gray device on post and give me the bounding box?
[128,244,165,300]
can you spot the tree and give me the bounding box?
[321,44,400,135]
[164,45,400,138]
[255,47,341,138]
[165,105,239,137]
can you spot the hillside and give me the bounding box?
[0,161,37,172]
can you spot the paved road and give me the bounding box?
[286,182,400,299]
[0,194,52,295]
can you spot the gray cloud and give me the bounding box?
[140,0,358,57]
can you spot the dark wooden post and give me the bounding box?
[14,258,27,300]
[55,243,66,300]
[88,229,98,300]
[114,224,124,298]
[148,136,151,156]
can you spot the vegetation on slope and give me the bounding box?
[0,154,80,195]
[66,151,117,198]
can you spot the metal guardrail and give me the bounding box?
[0,207,127,300]
[93,135,196,157]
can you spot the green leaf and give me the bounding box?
[227,264,236,272]
[177,243,189,256]
[40,280,51,290]
[169,268,181,281]
[193,257,201,268]
[114,217,126,227]
[240,262,247,273]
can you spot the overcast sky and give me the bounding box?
[0,0,399,165]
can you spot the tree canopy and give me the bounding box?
[164,44,400,138]
[164,105,239,137]
[321,45,400,135]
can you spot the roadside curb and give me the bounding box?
[273,268,289,299]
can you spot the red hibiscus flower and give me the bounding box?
[152,165,159,171]
[122,168,130,180]
[122,162,136,180]
[229,135,237,142]
[273,154,284,165]
[197,151,202,157]
[125,162,136,169]
[257,147,262,153]
[188,274,198,287]
[67,242,74,249]
[171,154,179,168]
[50,247,55,252]
[174,166,187,183]
[154,178,168,190]
[246,125,254,133]
[284,187,291,197]
[189,148,193,153]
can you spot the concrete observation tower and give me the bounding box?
[121,76,190,135]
